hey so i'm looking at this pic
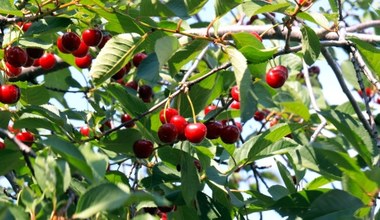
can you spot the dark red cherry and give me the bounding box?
[133,139,154,158]
[205,121,224,139]
[61,32,81,52]
[125,81,138,91]
[26,47,44,59]
[121,113,135,128]
[5,62,22,77]
[5,46,28,67]
[133,53,147,67]
[158,123,178,143]
[82,29,103,47]
[57,36,70,54]
[220,125,240,144]
[254,111,266,121]
[97,34,112,49]
[138,85,153,102]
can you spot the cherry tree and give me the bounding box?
[1,0,380,219]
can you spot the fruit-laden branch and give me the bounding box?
[182,21,380,43]
[0,128,36,157]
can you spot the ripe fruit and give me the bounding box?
[159,108,179,124]
[204,105,217,115]
[158,123,178,143]
[184,123,207,143]
[72,41,89,57]
[169,115,188,139]
[112,66,127,80]
[205,121,223,139]
[17,22,32,32]
[230,101,240,109]
[16,131,35,146]
[82,29,103,47]
[39,53,56,70]
[23,56,35,67]
[0,140,5,150]
[75,54,92,69]
[8,123,20,134]
[266,65,288,88]
[5,62,22,77]
[5,46,28,67]
[308,66,320,75]
[97,34,112,49]
[138,85,153,102]
[125,81,138,90]
[133,53,147,67]
[254,111,266,121]
[61,32,81,52]
[220,125,240,144]
[100,120,112,132]
[0,84,21,104]
[133,139,154,158]
[26,47,44,59]
[57,36,70,54]
[121,114,135,128]
[80,125,91,137]
[230,85,240,101]
[358,87,373,98]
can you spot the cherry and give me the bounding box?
[80,125,91,137]
[8,123,20,134]
[112,66,127,80]
[204,105,217,115]
[308,66,320,75]
[5,46,28,67]
[75,53,92,69]
[169,115,188,140]
[251,31,262,42]
[138,85,153,102]
[271,65,289,79]
[230,100,240,109]
[26,47,44,59]
[61,32,81,52]
[57,36,70,54]
[72,41,89,57]
[23,56,35,67]
[0,84,21,104]
[157,206,175,213]
[133,53,147,67]
[230,85,240,101]
[235,122,243,132]
[133,139,154,158]
[158,123,178,143]
[220,125,240,144]
[0,140,5,150]
[121,113,135,128]
[39,53,56,70]
[15,131,35,146]
[377,97,380,104]
[159,108,179,124]
[266,66,288,88]
[144,207,158,215]
[254,110,266,121]
[82,29,103,47]
[125,81,138,90]
[97,34,112,49]
[204,121,223,139]
[184,123,207,143]
[17,22,32,32]
[5,62,22,77]
[193,160,202,172]
[124,62,132,74]
[100,120,113,132]
[33,58,40,67]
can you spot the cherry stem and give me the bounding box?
[186,91,197,123]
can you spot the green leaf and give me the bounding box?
[0,111,11,129]
[14,114,58,131]
[185,0,209,15]
[0,202,29,220]
[349,37,380,77]
[320,109,378,166]
[140,0,175,17]
[181,151,202,205]
[276,160,297,194]
[341,60,361,90]
[73,183,130,219]
[240,46,277,63]
[23,17,72,36]
[80,143,108,183]
[301,25,320,65]
[18,38,52,50]
[34,154,58,198]
[305,176,334,190]
[155,36,180,67]
[297,12,333,30]
[0,147,23,175]
[280,101,310,121]
[102,129,142,156]
[42,136,93,180]
[242,1,291,17]
[215,0,242,17]
[19,83,50,105]
[136,53,160,83]
[90,33,143,86]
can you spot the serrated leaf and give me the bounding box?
[19,83,50,105]
[136,53,160,83]
[155,36,179,66]
[298,12,333,30]
[215,0,242,17]
[349,38,380,77]
[341,60,360,90]
[240,46,278,63]
[18,38,52,49]
[23,17,72,36]
[280,101,310,121]
[181,150,202,205]
[276,160,297,194]
[242,1,291,16]
[102,129,142,156]
[301,25,320,65]
[90,33,143,86]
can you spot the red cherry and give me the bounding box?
[61,32,81,52]
[5,46,28,67]
[39,53,56,70]
[97,34,112,49]
[266,66,288,88]
[169,115,188,139]
[251,31,262,42]
[8,123,20,134]
[158,123,178,143]
[220,125,240,144]
[57,36,70,54]
[133,139,154,158]
[299,0,312,7]
[271,65,289,79]
[204,105,217,115]
[112,66,127,80]
[230,101,240,109]
[159,108,179,124]
[205,121,224,139]
[0,84,21,104]
[230,85,240,102]
[100,120,113,132]
[33,58,40,67]
[16,131,35,146]
[0,140,5,150]
[366,87,373,97]
[235,122,243,132]
[133,53,147,67]
[125,81,138,90]
[72,41,89,57]
[254,111,266,121]
[19,22,32,32]
[376,97,380,104]
[80,125,91,137]
[308,66,320,75]
[125,62,132,74]
[184,123,207,143]
[138,85,153,102]
[26,47,44,59]
[121,114,135,128]
[75,54,92,69]
[5,62,22,77]
[82,29,103,47]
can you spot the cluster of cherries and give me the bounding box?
[0,123,35,150]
